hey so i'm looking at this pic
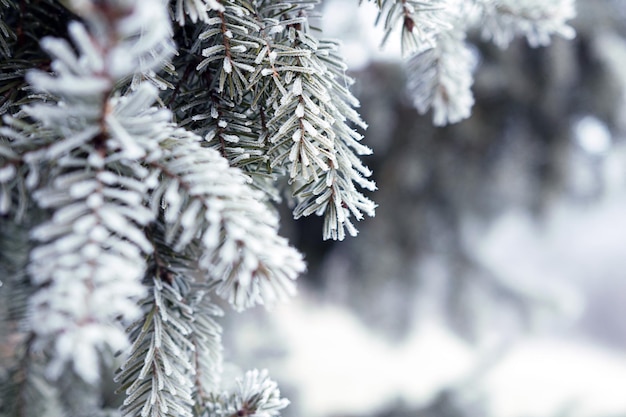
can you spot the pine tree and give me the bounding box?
[0,0,575,416]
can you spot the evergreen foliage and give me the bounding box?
[0,0,575,416]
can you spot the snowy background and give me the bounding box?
[223,2,626,417]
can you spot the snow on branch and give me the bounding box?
[266,31,376,240]
[152,129,306,310]
[205,369,289,417]
[475,0,576,48]
[117,275,197,417]
[175,0,225,26]
[373,0,451,57]
[119,226,226,412]
[407,27,477,126]
[179,0,377,240]
[394,0,576,125]
[2,0,174,383]
[27,158,152,383]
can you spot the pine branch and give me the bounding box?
[0,334,65,417]
[0,1,17,59]
[406,27,476,126]
[117,223,223,417]
[373,0,451,57]
[266,32,376,240]
[117,276,196,417]
[173,0,225,26]
[189,287,223,406]
[475,0,576,48]
[1,0,175,384]
[202,370,289,417]
[166,0,376,239]
[26,155,153,382]
[150,129,305,310]
[195,4,262,102]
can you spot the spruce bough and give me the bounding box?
[0,0,575,416]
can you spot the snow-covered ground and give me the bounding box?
[269,302,474,417]
[261,294,626,417]
[250,292,626,417]
[480,338,626,417]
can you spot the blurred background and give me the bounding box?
[222,1,626,417]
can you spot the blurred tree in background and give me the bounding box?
[228,1,626,417]
[313,0,626,342]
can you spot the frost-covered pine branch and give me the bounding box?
[152,129,304,310]
[179,0,377,240]
[117,275,197,417]
[371,0,451,57]
[475,0,576,48]
[372,0,576,125]
[203,369,289,417]
[0,0,577,415]
[405,3,477,126]
[7,0,175,384]
[1,0,302,414]
[265,36,376,240]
